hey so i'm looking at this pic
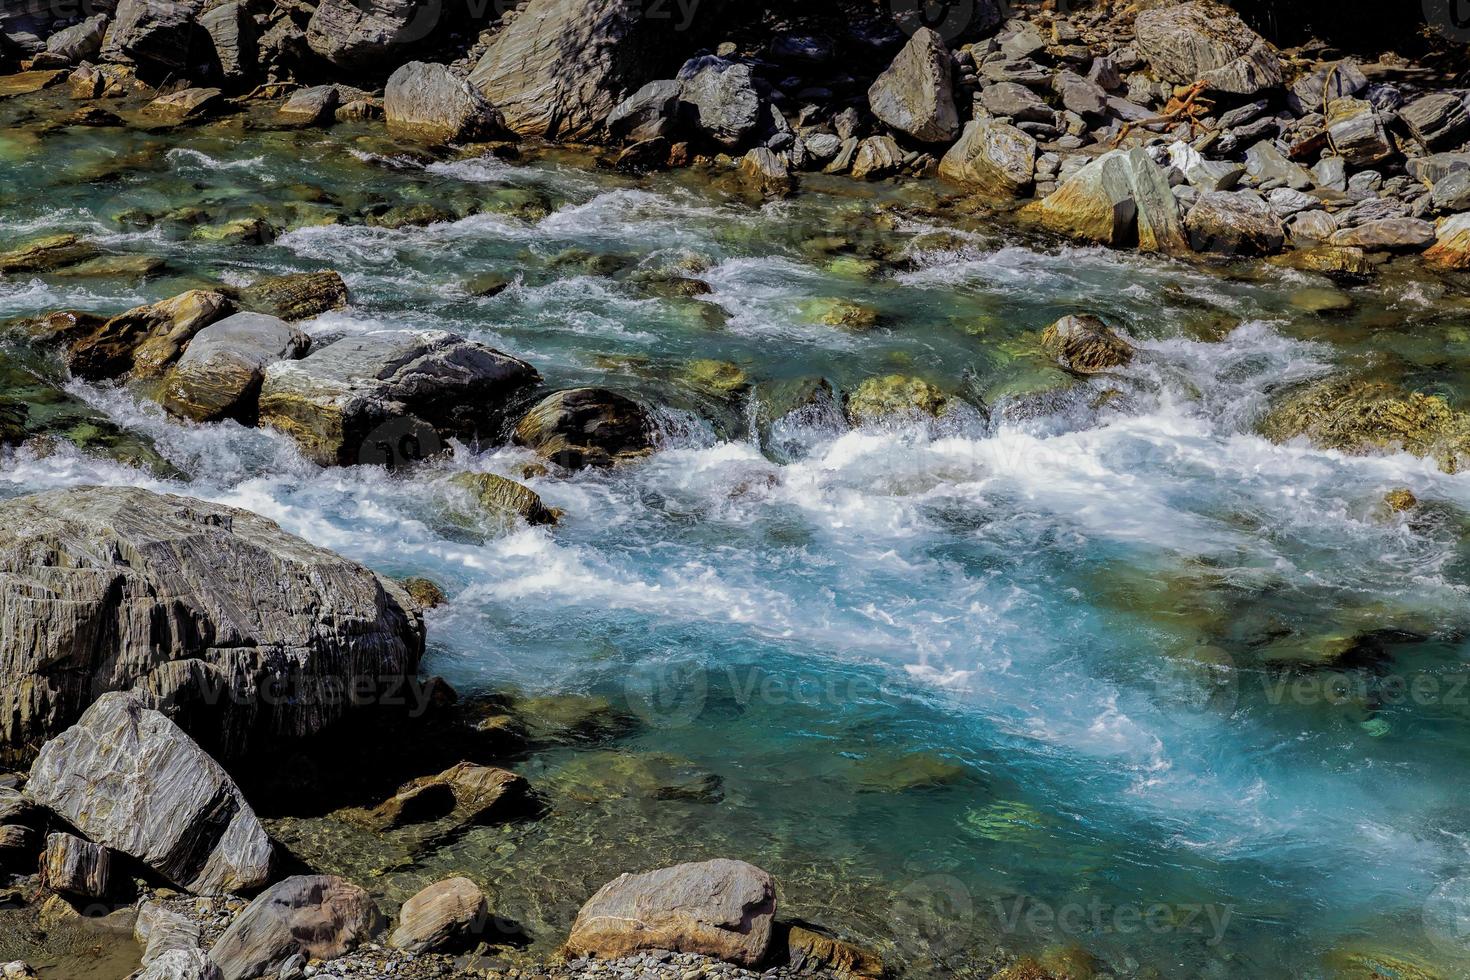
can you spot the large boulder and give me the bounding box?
[25,692,275,895]
[161,312,310,423]
[565,859,776,966]
[389,877,489,953]
[512,388,653,469]
[675,56,762,149]
[385,62,503,143]
[866,27,957,144]
[57,289,234,381]
[258,331,538,466]
[937,120,1035,198]
[209,875,383,980]
[305,0,426,69]
[606,79,682,143]
[0,487,424,763]
[1330,218,1436,252]
[45,14,108,63]
[1184,190,1286,255]
[1134,1,1281,95]
[1040,315,1134,374]
[1021,151,1136,246]
[101,0,205,74]
[41,832,110,899]
[198,0,253,81]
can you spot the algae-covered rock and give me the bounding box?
[512,388,653,470]
[845,374,950,425]
[401,576,448,608]
[448,471,560,529]
[680,359,749,399]
[234,270,348,321]
[799,298,881,332]
[1269,245,1374,282]
[345,761,530,832]
[1039,314,1134,374]
[783,925,885,979]
[1260,378,1470,473]
[0,234,99,274]
[1383,488,1419,513]
[544,751,724,805]
[191,217,273,246]
[511,693,637,745]
[853,751,973,793]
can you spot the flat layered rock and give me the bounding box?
[233,270,347,322]
[0,233,99,273]
[145,87,224,122]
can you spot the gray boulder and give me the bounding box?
[210,875,383,980]
[277,85,340,127]
[1134,1,1281,95]
[1326,98,1393,167]
[1052,70,1108,120]
[850,134,902,180]
[977,81,1053,123]
[199,0,253,81]
[676,56,762,149]
[26,692,274,895]
[101,0,204,74]
[1185,190,1286,255]
[607,79,682,143]
[1330,217,1436,251]
[161,312,309,423]
[1401,93,1470,151]
[866,27,958,144]
[937,120,1035,198]
[0,486,424,764]
[258,330,538,467]
[45,14,108,63]
[139,949,221,980]
[305,0,424,69]
[385,62,502,143]
[136,901,205,966]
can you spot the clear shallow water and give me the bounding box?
[4,106,1470,978]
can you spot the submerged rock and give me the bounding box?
[753,376,845,462]
[866,27,959,144]
[385,62,502,143]
[390,877,489,953]
[513,387,653,469]
[348,761,530,831]
[210,875,383,980]
[0,486,424,763]
[449,471,560,529]
[26,692,274,895]
[845,374,950,425]
[1039,314,1134,374]
[161,311,310,423]
[783,924,884,979]
[566,859,776,966]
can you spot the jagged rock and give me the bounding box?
[739,147,793,197]
[1040,314,1134,374]
[978,81,1052,122]
[26,692,274,895]
[606,79,682,143]
[938,120,1035,198]
[277,85,339,127]
[1425,212,1470,269]
[0,487,424,764]
[1052,70,1108,120]
[513,388,652,469]
[161,312,310,423]
[1244,141,1312,190]
[449,472,559,529]
[306,0,423,69]
[850,135,902,180]
[1134,1,1281,95]
[0,69,67,97]
[784,925,884,979]
[566,860,776,966]
[1329,217,1435,251]
[1022,151,1135,246]
[45,14,108,64]
[145,87,224,122]
[199,0,253,81]
[210,875,383,980]
[60,289,233,381]
[866,27,958,143]
[101,0,203,74]
[385,62,502,143]
[1168,141,1244,191]
[676,56,762,149]
[1325,98,1393,167]
[1408,152,1470,185]
[1431,170,1470,212]
[259,331,538,466]
[0,233,98,273]
[1185,190,1286,255]
[1401,92,1470,151]
[1122,148,1188,253]
[1287,60,1367,115]
[234,271,347,321]
[389,877,489,953]
[41,832,110,899]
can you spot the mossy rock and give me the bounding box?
[1383,487,1419,513]
[680,359,749,399]
[191,217,274,245]
[799,297,881,332]
[0,233,100,274]
[1321,948,1444,980]
[1039,314,1133,374]
[1270,245,1375,282]
[542,750,724,804]
[401,577,448,608]
[362,203,455,229]
[510,694,638,746]
[448,471,560,530]
[481,188,553,222]
[1289,286,1354,314]
[234,271,348,321]
[824,256,881,279]
[465,272,514,297]
[1259,378,1470,474]
[845,374,951,425]
[853,752,973,793]
[547,247,633,277]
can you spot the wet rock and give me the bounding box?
[210,875,383,980]
[546,751,723,805]
[1401,92,1470,151]
[26,692,274,895]
[400,577,447,608]
[277,85,339,127]
[41,832,110,899]
[145,88,224,123]
[783,924,884,979]
[0,825,38,869]
[1185,190,1286,255]
[66,289,233,381]
[676,56,762,149]
[306,0,420,68]
[512,387,653,469]
[1260,378,1470,474]
[680,359,748,399]
[866,27,958,143]
[45,14,108,64]
[1329,217,1435,252]
[101,0,202,74]
[845,374,950,425]
[1040,314,1133,374]
[385,62,502,143]
[349,761,529,831]
[448,471,559,528]
[234,270,348,321]
[1270,245,1373,281]
[1134,1,1281,95]
[161,311,310,423]
[1325,98,1393,167]
[753,376,844,462]
[938,120,1035,198]
[1022,151,1135,247]
[739,147,793,197]
[0,486,424,764]
[259,330,538,466]
[850,135,902,180]
[0,233,98,274]
[191,217,273,245]
[799,297,880,331]
[565,859,776,966]
[607,79,682,143]
[389,877,489,953]
[1425,212,1470,269]
[0,69,67,97]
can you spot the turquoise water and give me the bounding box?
[5,104,1470,977]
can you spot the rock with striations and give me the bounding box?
[234,271,347,322]
[1041,314,1134,374]
[1287,60,1367,116]
[258,330,538,466]
[606,79,682,143]
[210,875,383,980]
[41,832,110,899]
[850,135,903,180]
[199,0,253,81]
[306,0,423,69]
[45,14,108,64]
[136,901,205,966]
[1330,217,1436,252]
[513,387,653,470]
[1122,148,1188,253]
[1134,1,1281,95]
[101,0,204,74]
[389,877,489,953]
[1325,98,1393,167]
[1185,190,1286,255]
[59,289,234,381]
[866,27,958,144]
[1401,93,1470,152]
[1425,212,1470,269]
[277,85,339,127]
[978,81,1053,123]
[1021,151,1136,247]
[161,312,310,423]
[566,859,776,966]
[938,120,1035,198]
[350,761,530,832]
[0,233,98,274]
[138,949,221,980]
[145,87,224,122]
[0,487,424,764]
[25,692,274,895]
[676,55,762,149]
[385,62,503,143]
[1052,70,1108,120]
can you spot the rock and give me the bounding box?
[258,331,538,466]
[0,787,35,826]
[1244,141,1313,190]
[449,472,559,529]
[469,0,710,141]
[357,761,528,832]
[1408,152,1470,185]
[0,487,424,764]
[1122,147,1188,253]
[978,81,1052,123]
[1431,170,1470,212]
[101,0,202,74]
[234,271,348,321]
[1261,378,1470,474]
[1134,1,1281,95]
[1330,217,1435,251]
[607,79,682,143]
[0,825,38,867]
[1052,70,1108,120]
[136,901,204,965]
[191,218,272,245]
[1040,314,1133,374]
[784,925,884,979]
[565,859,776,966]
[1022,151,1136,247]
[26,692,274,894]
[389,877,488,953]
[138,949,220,980]
[937,120,1035,198]
[41,832,110,899]
[1271,245,1373,280]
[277,85,339,127]
[846,375,950,425]
[798,298,880,331]
[199,0,253,81]
[1268,187,1320,216]
[866,27,958,143]
[1400,92,1470,151]
[145,87,224,123]
[305,0,423,68]
[1313,155,1348,191]
[1185,190,1286,255]
[0,70,67,97]
[1426,212,1470,269]
[739,147,793,197]
[513,387,652,469]
[0,963,33,979]
[0,233,98,273]
[64,289,234,381]
[161,312,310,423]
[400,577,447,608]
[67,62,104,98]
[850,135,902,180]
[210,875,383,980]
[1325,98,1393,167]
[385,62,502,143]
[675,56,762,149]
[45,14,108,63]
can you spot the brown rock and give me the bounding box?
[785,925,884,979]
[210,875,383,980]
[41,832,110,899]
[1040,315,1133,374]
[389,877,489,953]
[513,388,653,470]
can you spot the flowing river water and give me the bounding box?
[5,97,1470,979]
